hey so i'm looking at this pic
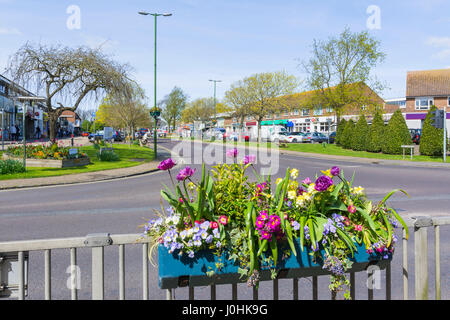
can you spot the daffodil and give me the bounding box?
[321,169,333,178]
[290,168,299,180]
[276,178,283,185]
[287,190,297,200]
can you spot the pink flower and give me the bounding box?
[226,148,238,158]
[348,205,357,214]
[210,221,219,229]
[243,154,256,165]
[218,215,228,225]
[179,197,184,203]
[354,225,363,232]
[302,177,312,185]
[260,230,272,240]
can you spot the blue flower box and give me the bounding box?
[158,238,392,289]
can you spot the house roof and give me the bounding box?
[406,68,450,97]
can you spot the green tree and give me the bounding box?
[160,87,188,133]
[352,114,369,151]
[302,28,386,123]
[382,110,412,155]
[366,110,385,152]
[81,120,92,132]
[335,118,347,146]
[340,119,355,149]
[419,105,444,156]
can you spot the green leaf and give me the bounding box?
[389,208,409,240]
[379,189,409,207]
[270,238,278,267]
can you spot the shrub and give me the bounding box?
[335,119,347,146]
[96,149,120,161]
[382,110,412,155]
[419,105,444,156]
[0,159,26,174]
[366,110,385,153]
[352,114,369,151]
[340,119,355,149]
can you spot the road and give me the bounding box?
[0,138,449,300]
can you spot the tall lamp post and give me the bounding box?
[209,79,221,129]
[16,96,46,168]
[138,11,172,158]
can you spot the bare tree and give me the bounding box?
[224,81,252,142]
[7,43,134,142]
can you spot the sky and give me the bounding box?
[0,0,449,110]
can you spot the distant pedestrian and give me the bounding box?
[10,125,16,141]
[35,126,41,139]
[16,125,20,140]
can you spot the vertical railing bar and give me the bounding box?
[312,276,318,300]
[414,221,429,300]
[166,289,174,300]
[273,279,279,300]
[402,228,408,300]
[350,272,355,300]
[189,286,194,300]
[386,261,391,300]
[142,243,149,300]
[44,249,51,300]
[253,285,258,300]
[91,246,104,300]
[331,289,336,300]
[210,284,216,300]
[435,225,441,300]
[368,268,374,300]
[119,244,125,300]
[70,248,77,300]
[293,278,298,300]
[18,251,25,300]
[232,284,237,300]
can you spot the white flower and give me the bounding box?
[290,168,299,180]
[287,190,297,200]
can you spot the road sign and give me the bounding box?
[104,127,113,141]
[92,112,96,119]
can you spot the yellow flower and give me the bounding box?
[296,195,305,207]
[352,186,365,195]
[288,180,298,191]
[290,168,299,180]
[321,169,333,178]
[287,190,297,200]
[276,178,283,185]
[187,182,196,191]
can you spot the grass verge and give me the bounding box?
[0,143,155,180]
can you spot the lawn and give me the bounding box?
[0,143,155,180]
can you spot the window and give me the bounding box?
[275,113,280,119]
[246,116,252,120]
[326,106,333,113]
[301,108,310,116]
[415,97,434,110]
[313,107,323,116]
[266,113,273,120]
[293,108,299,115]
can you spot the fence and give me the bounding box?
[0,215,448,300]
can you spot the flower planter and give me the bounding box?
[158,238,392,289]
[2,154,90,168]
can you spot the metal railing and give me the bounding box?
[0,215,448,300]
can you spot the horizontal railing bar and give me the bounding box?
[0,233,150,253]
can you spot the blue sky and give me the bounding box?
[0,0,449,110]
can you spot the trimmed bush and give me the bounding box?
[96,150,120,161]
[419,105,444,156]
[335,119,347,146]
[340,119,355,149]
[0,159,26,174]
[367,110,385,153]
[382,109,412,155]
[352,114,369,151]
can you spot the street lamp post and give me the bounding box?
[139,11,172,158]
[209,79,221,129]
[16,96,46,169]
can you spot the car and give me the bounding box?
[409,129,421,145]
[327,131,336,144]
[89,130,104,142]
[282,132,306,143]
[81,132,90,137]
[304,132,328,143]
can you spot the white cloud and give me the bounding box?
[0,27,22,35]
[426,36,450,60]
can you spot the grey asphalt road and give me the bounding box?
[0,138,449,300]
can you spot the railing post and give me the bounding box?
[434,225,441,300]
[414,216,432,300]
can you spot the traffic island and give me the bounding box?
[2,154,91,168]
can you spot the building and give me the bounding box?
[405,68,450,131]
[0,74,47,140]
[57,110,81,137]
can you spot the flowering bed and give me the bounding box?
[143,149,409,299]
[6,143,87,160]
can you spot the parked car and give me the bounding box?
[327,131,336,144]
[304,132,328,143]
[81,132,90,137]
[282,132,306,143]
[409,129,421,145]
[89,130,104,142]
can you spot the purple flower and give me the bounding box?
[176,166,196,181]
[158,158,176,171]
[314,175,333,192]
[330,166,340,176]
[226,148,238,158]
[243,154,256,165]
[302,177,312,185]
